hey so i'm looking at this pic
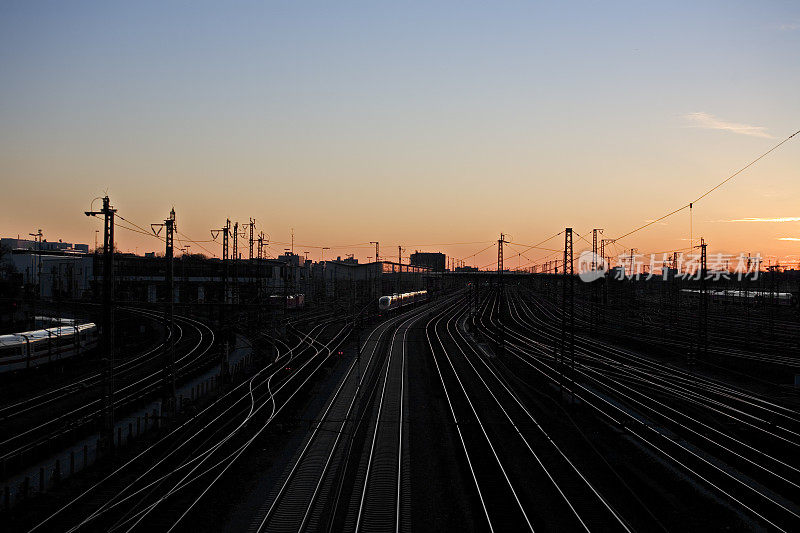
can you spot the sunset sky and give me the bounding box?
[1,1,798,269]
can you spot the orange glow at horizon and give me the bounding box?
[1,3,798,269]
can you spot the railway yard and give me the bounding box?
[4,2,800,531]
[1,275,799,532]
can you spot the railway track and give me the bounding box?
[254,294,459,533]
[426,293,633,531]
[0,308,215,474]
[533,286,800,366]
[10,285,798,531]
[481,285,800,531]
[19,315,349,532]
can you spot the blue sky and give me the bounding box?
[1,1,798,265]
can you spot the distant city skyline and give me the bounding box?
[1,1,798,268]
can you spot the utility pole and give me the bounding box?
[320,246,330,306]
[368,241,380,301]
[698,238,708,361]
[560,228,574,397]
[233,221,239,262]
[28,229,44,298]
[224,220,230,261]
[601,238,615,269]
[591,228,603,334]
[592,229,600,273]
[629,249,636,279]
[248,218,256,260]
[211,219,231,297]
[497,233,508,358]
[256,231,266,328]
[497,233,506,275]
[211,219,231,383]
[671,251,679,331]
[282,247,295,322]
[471,273,478,331]
[85,196,116,450]
[601,238,615,322]
[152,208,177,421]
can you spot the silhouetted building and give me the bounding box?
[3,250,93,298]
[278,253,301,267]
[2,237,89,253]
[410,251,446,272]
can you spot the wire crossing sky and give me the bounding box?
[1,1,799,266]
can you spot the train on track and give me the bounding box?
[0,322,98,372]
[268,293,306,310]
[681,288,797,306]
[378,290,428,311]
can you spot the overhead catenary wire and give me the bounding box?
[505,243,543,266]
[613,128,800,243]
[507,231,565,255]
[91,126,799,267]
[118,223,164,242]
[517,247,564,272]
[117,214,162,239]
[176,229,218,258]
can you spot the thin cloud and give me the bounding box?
[779,21,799,31]
[709,217,800,223]
[684,112,774,138]
[778,237,800,241]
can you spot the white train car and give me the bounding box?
[0,323,98,373]
[378,290,428,312]
[287,294,305,310]
[33,315,77,328]
[268,294,306,310]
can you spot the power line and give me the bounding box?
[506,242,560,253]
[176,229,218,258]
[117,214,162,239]
[460,243,496,260]
[507,231,565,255]
[613,128,799,243]
[116,222,164,241]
